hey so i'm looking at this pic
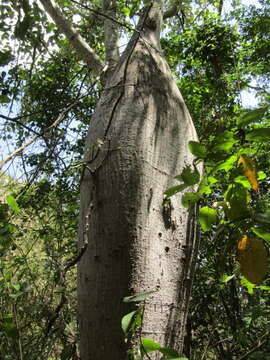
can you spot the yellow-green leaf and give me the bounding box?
[238,154,258,191]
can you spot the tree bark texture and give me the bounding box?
[78,4,199,359]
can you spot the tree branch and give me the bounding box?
[39,0,104,75]
[102,0,119,71]
[0,98,81,171]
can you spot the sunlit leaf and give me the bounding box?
[238,154,258,191]
[221,274,235,283]
[181,192,200,208]
[6,195,20,213]
[140,338,161,355]
[215,154,237,172]
[252,227,270,244]
[199,206,217,231]
[188,141,207,158]
[238,237,268,284]
[121,310,137,334]
[240,276,256,295]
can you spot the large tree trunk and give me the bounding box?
[78,4,199,359]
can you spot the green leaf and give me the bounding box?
[141,338,161,354]
[212,131,237,151]
[252,227,270,244]
[176,166,200,186]
[199,207,217,231]
[234,175,251,189]
[257,285,270,291]
[160,347,179,358]
[257,171,267,180]
[181,192,200,208]
[237,106,268,126]
[121,310,137,334]
[215,155,237,172]
[164,184,188,198]
[224,184,249,220]
[254,212,270,225]
[246,128,270,141]
[123,290,156,303]
[188,141,207,158]
[240,276,256,295]
[221,274,235,283]
[6,195,20,213]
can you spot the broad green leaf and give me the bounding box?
[199,207,217,231]
[237,106,268,126]
[188,141,207,158]
[164,184,188,198]
[6,195,20,213]
[234,175,251,189]
[240,276,255,295]
[224,184,249,220]
[257,171,267,180]
[246,128,270,141]
[140,338,161,354]
[123,290,156,303]
[181,192,200,208]
[176,166,200,186]
[212,131,237,151]
[215,154,238,172]
[11,284,20,292]
[160,347,179,357]
[199,176,218,195]
[252,227,270,243]
[121,310,137,334]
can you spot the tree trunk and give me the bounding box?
[78,4,199,359]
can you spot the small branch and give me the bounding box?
[0,113,41,135]
[238,331,269,360]
[39,0,104,74]
[0,98,80,170]
[70,0,134,32]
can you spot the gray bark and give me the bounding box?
[39,0,104,74]
[78,3,199,359]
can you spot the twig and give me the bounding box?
[0,112,42,135]
[238,331,269,360]
[0,94,87,170]
[70,0,136,32]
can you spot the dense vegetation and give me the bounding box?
[0,0,269,359]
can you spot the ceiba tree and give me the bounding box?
[39,0,200,358]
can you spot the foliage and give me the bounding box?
[121,292,188,360]
[0,0,270,359]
